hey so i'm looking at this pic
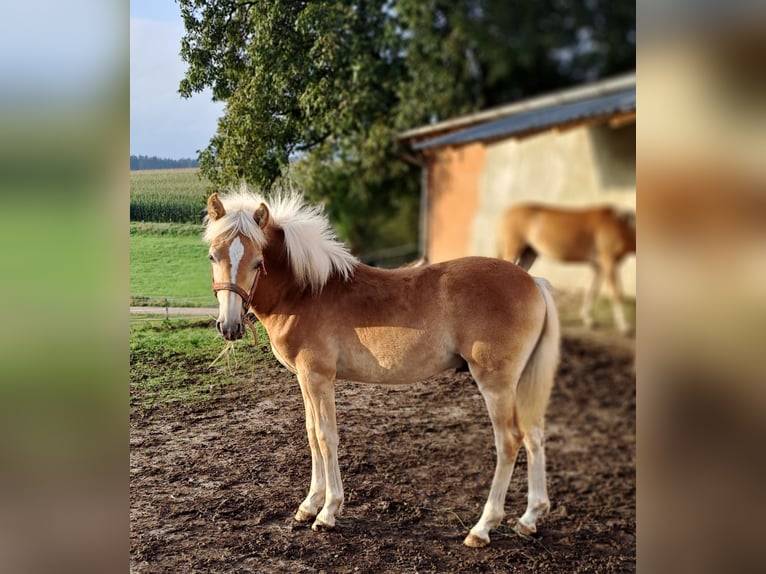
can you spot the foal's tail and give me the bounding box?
[516,278,561,433]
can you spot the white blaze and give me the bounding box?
[229,236,245,282]
[224,237,246,318]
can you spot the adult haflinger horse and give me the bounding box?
[499,203,635,334]
[204,188,560,548]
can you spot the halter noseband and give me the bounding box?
[212,260,267,344]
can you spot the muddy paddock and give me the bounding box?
[131,333,635,573]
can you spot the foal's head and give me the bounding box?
[205,193,269,341]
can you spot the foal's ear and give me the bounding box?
[254,203,270,229]
[207,193,226,221]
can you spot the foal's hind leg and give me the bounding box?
[464,370,524,548]
[514,425,550,535]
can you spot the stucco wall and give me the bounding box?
[426,143,484,263]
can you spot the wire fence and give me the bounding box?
[130,294,217,322]
[130,294,216,307]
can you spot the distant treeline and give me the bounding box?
[130,155,199,170]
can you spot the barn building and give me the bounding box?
[397,72,636,296]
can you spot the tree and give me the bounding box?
[178,0,634,254]
[130,155,199,170]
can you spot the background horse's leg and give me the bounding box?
[515,425,550,535]
[298,369,344,530]
[581,267,602,329]
[465,370,524,548]
[294,382,326,523]
[603,262,631,335]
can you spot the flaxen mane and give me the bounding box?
[203,186,357,292]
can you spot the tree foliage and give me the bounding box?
[178,0,634,254]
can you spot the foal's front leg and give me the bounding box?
[294,381,326,523]
[295,369,343,530]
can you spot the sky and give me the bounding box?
[130,0,224,159]
[0,1,121,101]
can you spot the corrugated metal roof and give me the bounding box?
[398,72,635,141]
[412,87,635,151]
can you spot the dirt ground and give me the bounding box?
[130,329,635,573]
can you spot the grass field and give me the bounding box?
[129,169,226,306]
[130,316,270,409]
[130,168,210,223]
[130,222,216,307]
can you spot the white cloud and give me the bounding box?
[130,17,224,158]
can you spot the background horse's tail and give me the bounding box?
[516,277,561,433]
[515,245,538,271]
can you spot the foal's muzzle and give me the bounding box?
[216,317,245,341]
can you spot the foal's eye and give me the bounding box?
[208,254,215,261]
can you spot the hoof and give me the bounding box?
[311,518,335,532]
[514,519,537,536]
[463,532,490,548]
[294,508,316,523]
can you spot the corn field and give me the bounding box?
[130,168,210,223]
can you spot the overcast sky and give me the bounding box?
[130,0,224,159]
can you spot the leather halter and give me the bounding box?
[212,260,267,344]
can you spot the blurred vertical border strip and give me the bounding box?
[639,1,766,572]
[0,1,128,573]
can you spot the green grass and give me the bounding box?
[129,169,222,306]
[130,223,216,307]
[130,168,211,223]
[130,316,271,410]
[557,294,636,331]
